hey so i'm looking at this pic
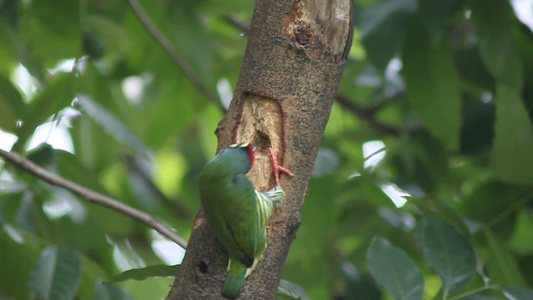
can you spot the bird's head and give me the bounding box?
[216,143,257,173]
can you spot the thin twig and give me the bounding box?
[336,95,400,136]
[446,284,500,300]
[365,91,405,115]
[484,190,533,229]
[364,146,387,161]
[223,15,250,34]
[126,0,224,111]
[0,149,188,249]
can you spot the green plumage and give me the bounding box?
[198,144,285,299]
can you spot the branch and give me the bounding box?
[365,91,405,115]
[0,149,188,249]
[126,0,224,111]
[336,94,400,136]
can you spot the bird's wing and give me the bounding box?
[200,173,266,267]
[222,174,268,266]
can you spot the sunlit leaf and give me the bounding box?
[415,218,476,293]
[503,286,533,300]
[30,247,81,300]
[13,73,74,152]
[277,279,309,300]
[367,237,424,300]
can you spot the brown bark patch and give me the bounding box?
[280,0,352,64]
[234,93,286,190]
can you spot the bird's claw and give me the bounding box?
[268,147,294,186]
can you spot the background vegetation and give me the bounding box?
[1,0,533,299]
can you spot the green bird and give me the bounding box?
[198,143,293,298]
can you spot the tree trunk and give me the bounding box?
[167,0,353,298]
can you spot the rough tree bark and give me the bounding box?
[167,0,353,298]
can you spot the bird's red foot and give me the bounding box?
[268,147,294,186]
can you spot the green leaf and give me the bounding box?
[0,0,19,29]
[460,97,495,154]
[30,247,81,300]
[141,81,197,149]
[94,281,133,300]
[416,0,464,37]
[402,20,461,151]
[483,228,527,287]
[367,237,424,300]
[471,0,522,90]
[503,286,533,300]
[170,9,217,84]
[415,218,476,293]
[82,30,106,59]
[106,264,179,283]
[360,0,416,72]
[0,75,25,132]
[28,0,80,38]
[407,197,470,237]
[0,224,41,299]
[27,143,56,168]
[76,95,151,158]
[340,262,381,300]
[461,182,521,238]
[509,210,533,254]
[277,279,309,300]
[377,207,415,232]
[489,84,533,185]
[55,150,109,195]
[23,0,81,66]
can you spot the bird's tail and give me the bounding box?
[222,269,246,299]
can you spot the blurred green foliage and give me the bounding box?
[1,0,533,299]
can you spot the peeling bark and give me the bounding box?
[167,0,352,298]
